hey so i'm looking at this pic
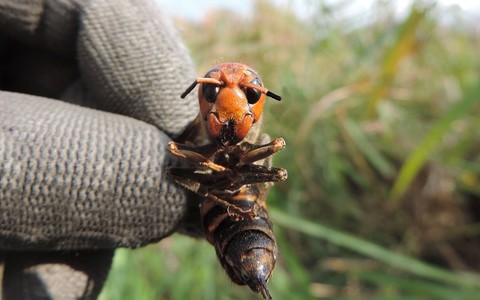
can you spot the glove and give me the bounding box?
[0,0,199,298]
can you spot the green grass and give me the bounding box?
[101,1,480,299]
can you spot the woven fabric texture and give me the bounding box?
[0,93,188,250]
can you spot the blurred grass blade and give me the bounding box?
[271,209,480,290]
[359,271,479,300]
[388,82,480,207]
[297,83,363,142]
[275,229,315,299]
[343,118,395,178]
[365,5,427,116]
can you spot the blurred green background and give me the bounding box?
[100,1,480,299]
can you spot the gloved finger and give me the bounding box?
[0,92,187,250]
[0,0,199,137]
[0,0,77,57]
[0,0,81,98]
[78,0,199,137]
[2,250,113,300]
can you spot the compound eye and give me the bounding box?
[202,68,221,103]
[244,77,262,105]
[202,83,220,103]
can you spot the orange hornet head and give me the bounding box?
[181,62,281,146]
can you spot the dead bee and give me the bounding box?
[168,63,286,299]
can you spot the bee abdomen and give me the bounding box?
[202,203,277,297]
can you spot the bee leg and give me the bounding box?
[168,141,225,172]
[235,164,288,185]
[204,190,257,220]
[168,168,252,216]
[168,166,238,192]
[187,164,287,193]
[169,141,218,157]
[226,205,256,220]
[238,137,286,165]
[166,175,254,219]
[167,167,216,194]
[167,173,203,194]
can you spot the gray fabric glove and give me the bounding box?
[0,0,199,298]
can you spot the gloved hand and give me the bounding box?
[0,0,199,298]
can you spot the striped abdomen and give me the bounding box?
[201,184,277,299]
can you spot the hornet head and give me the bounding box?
[181,62,281,147]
